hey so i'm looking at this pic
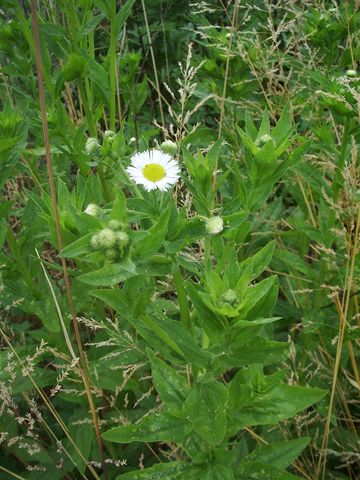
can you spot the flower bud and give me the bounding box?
[346,69,357,78]
[108,219,126,231]
[84,203,101,217]
[221,289,238,306]
[129,137,136,144]
[104,130,115,140]
[160,140,177,155]
[96,228,117,249]
[85,137,100,155]
[205,216,224,235]
[115,231,129,256]
[90,233,101,250]
[115,231,129,247]
[255,134,273,147]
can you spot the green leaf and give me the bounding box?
[229,384,326,428]
[239,276,278,317]
[79,259,137,286]
[184,381,228,445]
[116,0,136,36]
[111,190,127,223]
[148,351,189,412]
[237,462,301,480]
[141,315,211,368]
[211,335,288,374]
[240,241,276,281]
[135,209,171,257]
[102,413,192,444]
[242,437,310,470]
[90,288,133,322]
[187,281,226,338]
[60,233,92,258]
[116,462,203,480]
[272,103,293,146]
[206,139,223,172]
[204,463,234,480]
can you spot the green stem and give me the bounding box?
[109,0,117,131]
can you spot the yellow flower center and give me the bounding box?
[143,163,166,182]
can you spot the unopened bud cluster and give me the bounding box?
[91,219,129,261]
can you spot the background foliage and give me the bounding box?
[0,1,359,479]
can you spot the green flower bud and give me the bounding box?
[97,228,117,249]
[160,140,177,155]
[221,289,238,306]
[255,134,273,147]
[90,233,102,250]
[108,219,126,231]
[205,216,224,235]
[346,69,357,78]
[104,130,115,140]
[115,231,129,247]
[115,231,129,256]
[84,203,101,217]
[85,137,101,155]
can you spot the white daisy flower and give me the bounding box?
[126,149,180,192]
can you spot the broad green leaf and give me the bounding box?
[240,241,276,281]
[237,462,301,480]
[78,259,137,286]
[187,281,227,338]
[116,461,203,480]
[111,190,127,223]
[272,104,293,146]
[135,209,170,257]
[204,463,234,480]
[60,233,92,258]
[184,381,228,445]
[148,351,189,412]
[229,384,326,428]
[102,414,192,444]
[89,288,133,320]
[141,315,211,368]
[242,437,310,470]
[210,335,288,374]
[239,276,278,317]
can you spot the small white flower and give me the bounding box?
[126,149,180,192]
